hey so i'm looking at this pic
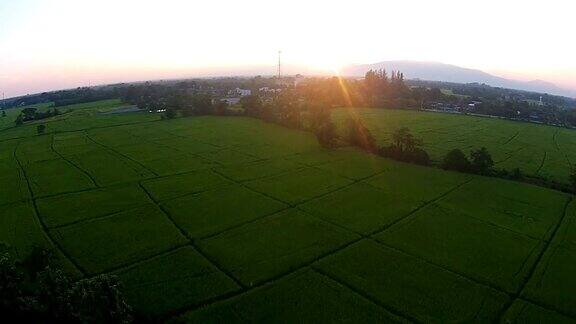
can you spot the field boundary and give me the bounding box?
[84,131,159,177]
[496,196,574,321]
[12,141,86,276]
[137,182,246,289]
[50,134,100,187]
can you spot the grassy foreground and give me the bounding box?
[333,108,576,184]
[1,101,575,322]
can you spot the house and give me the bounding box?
[221,97,241,105]
[232,88,252,97]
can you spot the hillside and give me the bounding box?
[341,60,575,98]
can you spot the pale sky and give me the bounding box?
[1,0,575,98]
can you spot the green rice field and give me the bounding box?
[1,100,575,322]
[333,108,576,184]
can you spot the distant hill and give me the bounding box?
[341,61,575,98]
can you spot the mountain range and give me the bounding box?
[340,61,575,98]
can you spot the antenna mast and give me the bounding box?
[277,50,281,79]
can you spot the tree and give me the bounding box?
[213,100,228,116]
[240,95,263,117]
[0,249,133,323]
[308,101,337,148]
[346,117,377,153]
[21,108,37,121]
[37,125,46,134]
[442,149,471,172]
[470,147,494,175]
[391,127,422,152]
[190,94,213,115]
[1,110,6,117]
[69,275,132,323]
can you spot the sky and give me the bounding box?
[0,0,575,98]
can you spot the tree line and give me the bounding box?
[15,107,61,125]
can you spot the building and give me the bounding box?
[232,88,252,97]
[221,97,241,105]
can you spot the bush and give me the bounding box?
[315,122,337,148]
[37,125,46,134]
[442,149,471,172]
[379,145,431,165]
[163,108,177,119]
[470,147,494,175]
[240,95,263,117]
[346,117,377,153]
[408,148,432,165]
[378,127,430,165]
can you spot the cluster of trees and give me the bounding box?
[240,91,340,149]
[409,80,576,126]
[292,71,420,109]
[344,120,431,166]
[15,107,61,125]
[379,127,431,165]
[122,84,229,119]
[1,247,132,323]
[442,147,495,175]
[3,86,122,109]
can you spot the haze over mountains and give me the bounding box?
[341,61,575,98]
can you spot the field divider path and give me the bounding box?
[366,177,475,237]
[162,234,370,321]
[535,151,547,175]
[495,146,524,165]
[50,133,100,187]
[311,266,421,323]
[12,141,86,276]
[293,190,514,296]
[137,182,246,290]
[496,196,575,322]
[162,174,478,320]
[87,242,191,278]
[84,131,159,177]
[0,117,163,145]
[48,205,144,230]
[503,130,520,145]
[552,129,573,170]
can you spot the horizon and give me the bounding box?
[1,0,575,98]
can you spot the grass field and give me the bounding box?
[333,108,576,184]
[1,100,575,322]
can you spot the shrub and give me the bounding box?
[346,117,377,153]
[315,122,337,148]
[442,149,471,172]
[37,125,46,134]
[379,145,431,165]
[378,127,430,165]
[408,147,432,165]
[163,108,177,119]
[240,95,263,117]
[470,147,494,175]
